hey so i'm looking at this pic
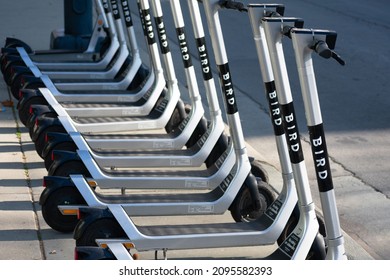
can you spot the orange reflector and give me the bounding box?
[62,209,78,215]
[87,180,98,188]
[100,242,135,249]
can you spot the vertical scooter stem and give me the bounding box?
[119,0,140,64]
[290,28,347,260]
[109,0,127,46]
[150,0,177,84]
[202,0,246,153]
[95,0,110,30]
[169,0,202,106]
[187,0,221,116]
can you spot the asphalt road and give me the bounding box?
[150,0,390,259]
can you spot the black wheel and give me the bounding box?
[277,211,327,260]
[41,186,86,233]
[10,74,26,99]
[44,141,77,170]
[305,233,327,260]
[3,61,24,86]
[28,112,57,138]
[13,82,43,102]
[230,179,276,222]
[18,96,48,126]
[51,160,91,177]
[165,100,187,133]
[75,218,126,247]
[250,159,269,183]
[34,125,66,157]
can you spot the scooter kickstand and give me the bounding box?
[154,249,168,260]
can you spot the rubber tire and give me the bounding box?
[75,218,126,247]
[250,159,269,183]
[10,74,27,99]
[28,112,57,138]
[34,125,67,158]
[41,186,86,233]
[230,179,276,222]
[18,96,48,126]
[277,212,327,260]
[3,61,25,86]
[50,160,91,177]
[44,141,77,171]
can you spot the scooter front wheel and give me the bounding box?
[230,179,275,222]
[41,186,86,232]
[75,218,127,247]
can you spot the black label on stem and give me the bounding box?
[176,27,192,68]
[280,103,304,164]
[195,37,213,81]
[265,81,284,136]
[121,0,133,27]
[110,0,120,20]
[142,9,155,45]
[155,17,170,54]
[308,124,334,192]
[218,63,238,114]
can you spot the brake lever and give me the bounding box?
[312,40,345,66]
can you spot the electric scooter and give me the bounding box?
[289,27,347,260]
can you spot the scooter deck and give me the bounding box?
[96,186,223,204]
[137,219,268,236]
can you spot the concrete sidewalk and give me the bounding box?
[0,0,374,260]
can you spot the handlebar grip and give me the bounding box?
[220,0,247,12]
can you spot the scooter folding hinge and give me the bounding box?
[300,202,315,213]
[327,235,345,247]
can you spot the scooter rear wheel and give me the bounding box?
[50,159,91,177]
[34,125,67,157]
[44,141,78,170]
[230,179,275,222]
[250,159,269,183]
[277,212,327,260]
[41,186,86,233]
[18,96,48,126]
[75,218,126,247]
